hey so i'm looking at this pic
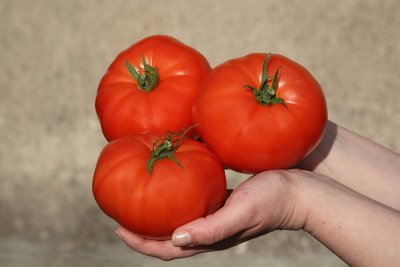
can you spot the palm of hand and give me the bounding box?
[115,170,308,260]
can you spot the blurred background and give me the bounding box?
[1,0,399,266]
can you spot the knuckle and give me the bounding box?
[197,223,224,245]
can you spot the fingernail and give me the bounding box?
[172,231,191,247]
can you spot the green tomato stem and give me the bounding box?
[125,56,159,92]
[244,53,286,107]
[146,125,196,174]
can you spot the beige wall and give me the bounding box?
[1,0,399,264]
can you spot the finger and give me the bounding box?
[172,191,254,247]
[115,226,211,261]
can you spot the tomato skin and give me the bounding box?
[92,133,226,240]
[193,53,327,173]
[96,35,211,141]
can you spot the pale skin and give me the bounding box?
[115,121,400,265]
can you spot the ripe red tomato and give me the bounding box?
[92,131,226,240]
[193,53,327,173]
[96,35,211,141]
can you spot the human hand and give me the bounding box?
[115,168,400,265]
[115,169,309,260]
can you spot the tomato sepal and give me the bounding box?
[244,53,286,107]
[147,125,196,173]
[125,56,159,92]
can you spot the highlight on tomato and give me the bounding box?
[96,35,211,141]
[92,127,227,240]
[193,53,328,173]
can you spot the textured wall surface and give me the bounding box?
[1,0,399,266]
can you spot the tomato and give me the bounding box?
[92,130,226,240]
[96,35,211,141]
[193,53,327,173]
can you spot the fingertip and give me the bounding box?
[115,229,122,239]
[115,225,124,239]
[115,225,128,236]
[114,226,139,245]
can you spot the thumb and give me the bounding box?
[172,193,253,247]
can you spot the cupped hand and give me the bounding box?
[115,169,310,261]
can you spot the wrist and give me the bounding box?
[275,169,316,231]
[298,174,332,235]
[291,171,339,234]
[298,172,400,266]
[298,173,360,235]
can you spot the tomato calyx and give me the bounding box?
[125,56,159,92]
[146,126,195,173]
[244,53,286,107]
